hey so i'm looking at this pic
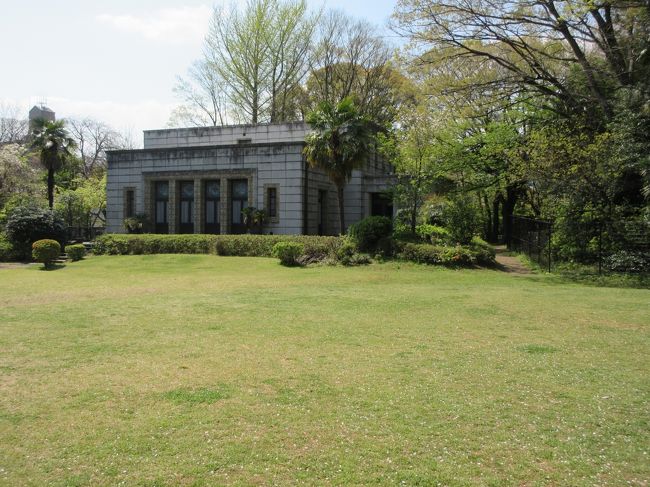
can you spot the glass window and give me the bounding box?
[206,181,220,199]
[232,180,248,199]
[181,181,194,199]
[125,189,135,218]
[155,181,169,200]
[267,187,277,218]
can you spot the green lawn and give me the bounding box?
[1,256,648,486]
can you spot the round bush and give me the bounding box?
[348,216,392,252]
[66,244,86,261]
[32,239,61,268]
[5,205,66,260]
[272,241,304,266]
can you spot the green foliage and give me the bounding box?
[31,239,61,268]
[29,119,76,209]
[347,216,392,252]
[5,205,66,260]
[0,233,17,262]
[469,236,497,265]
[415,224,451,245]
[93,234,344,263]
[397,241,495,267]
[272,241,304,266]
[124,214,150,234]
[604,251,650,274]
[66,244,86,262]
[304,97,375,233]
[442,195,481,245]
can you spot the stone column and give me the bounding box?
[220,178,229,234]
[168,179,177,234]
[194,179,203,234]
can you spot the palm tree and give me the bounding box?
[304,97,374,234]
[30,119,76,209]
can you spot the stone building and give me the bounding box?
[105,122,395,235]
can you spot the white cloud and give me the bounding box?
[97,5,212,45]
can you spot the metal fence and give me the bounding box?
[508,215,650,274]
[508,216,553,272]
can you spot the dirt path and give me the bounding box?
[493,245,532,274]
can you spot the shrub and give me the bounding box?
[93,234,344,263]
[124,214,150,234]
[398,242,483,267]
[442,196,481,245]
[5,205,66,260]
[0,233,16,262]
[604,250,650,273]
[416,224,451,245]
[348,216,392,252]
[32,239,61,268]
[272,241,304,266]
[66,244,86,261]
[469,236,497,265]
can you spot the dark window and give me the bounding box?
[125,189,135,218]
[154,181,169,234]
[371,192,393,218]
[267,187,277,218]
[230,179,248,234]
[204,180,220,234]
[179,181,194,234]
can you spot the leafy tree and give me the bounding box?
[0,143,42,210]
[29,119,76,209]
[304,97,375,234]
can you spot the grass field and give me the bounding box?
[0,255,648,486]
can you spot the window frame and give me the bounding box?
[264,184,280,223]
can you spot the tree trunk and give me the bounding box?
[492,195,502,243]
[47,166,54,209]
[337,183,345,235]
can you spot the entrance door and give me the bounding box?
[318,190,327,235]
[230,179,248,234]
[204,180,221,234]
[179,181,194,234]
[154,181,169,234]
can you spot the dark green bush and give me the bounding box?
[124,214,150,234]
[348,216,392,252]
[0,233,17,262]
[442,196,481,244]
[66,244,86,261]
[5,205,66,260]
[93,234,343,262]
[469,237,497,265]
[416,224,452,245]
[272,241,304,266]
[604,250,650,273]
[32,239,61,268]
[398,242,487,267]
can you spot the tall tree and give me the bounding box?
[304,98,375,234]
[29,119,76,209]
[67,118,121,178]
[392,0,650,124]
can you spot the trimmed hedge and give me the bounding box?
[66,244,86,261]
[32,239,61,268]
[348,216,392,252]
[93,234,343,260]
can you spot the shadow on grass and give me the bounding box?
[38,263,66,271]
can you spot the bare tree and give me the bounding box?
[67,118,122,178]
[169,59,230,127]
[0,103,28,145]
[304,11,404,125]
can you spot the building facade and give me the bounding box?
[106,122,394,235]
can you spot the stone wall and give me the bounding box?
[143,122,310,150]
[106,142,306,235]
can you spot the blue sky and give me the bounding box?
[1,0,398,141]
